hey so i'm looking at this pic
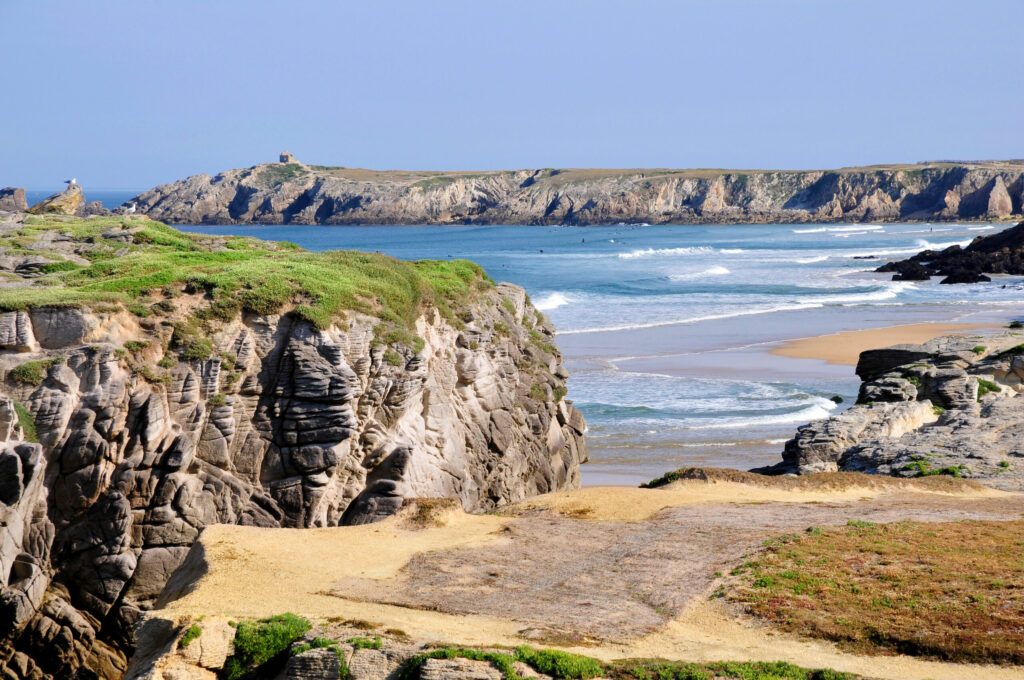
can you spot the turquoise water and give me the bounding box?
[177,222,1024,482]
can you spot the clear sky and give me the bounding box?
[2,0,1022,188]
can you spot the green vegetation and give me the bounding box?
[900,459,966,478]
[0,216,491,351]
[998,460,1011,469]
[291,637,349,678]
[397,646,852,680]
[729,520,1024,663]
[124,340,150,353]
[345,635,382,650]
[13,401,38,443]
[221,613,311,680]
[829,395,843,404]
[976,378,1001,399]
[258,163,308,187]
[971,345,987,355]
[398,646,603,680]
[606,660,855,680]
[640,470,688,489]
[1009,320,1023,329]
[931,403,946,416]
[9,358,60,387]
[179,623,202,648]
[208,393,227,407]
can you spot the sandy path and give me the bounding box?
[157,479,1023,680]
[770,323,990,365]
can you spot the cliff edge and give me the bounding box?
[0,212,586,678]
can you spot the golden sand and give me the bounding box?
[770,323,989,366]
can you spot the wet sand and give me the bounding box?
[770,322,993,366]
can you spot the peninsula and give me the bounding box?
[130,157,1024,226]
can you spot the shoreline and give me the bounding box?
[769,322,994,366]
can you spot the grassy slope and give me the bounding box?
[0,215,490,335]
[729,520,1024,664]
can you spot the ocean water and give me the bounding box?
[177,221,1024,484]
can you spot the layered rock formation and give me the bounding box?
[878,220,1024,283]
[130,159,1024,225]
[771,333,1024,489]
[0,189,27,213]
[0,214,586,678]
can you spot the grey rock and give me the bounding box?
[285,648,342,680]
[0,188,28,212]
[419,658,504,680]
[130,162,1024,226]
[0,283,586,679]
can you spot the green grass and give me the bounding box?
[900,460,966,478]
[971,345,987,355]
[258,163,308,187]
[0,216,491,344]
[396,646,852,680]
[607,660,855,679]
[180,623,202,648]
[221,613,311,680]
[976,378,1001,399]
[13,400,38,442]
[345,635,382,650]
[9,358,60,386]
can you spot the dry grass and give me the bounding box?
[642,467,984,494]
[729,520,1024,664]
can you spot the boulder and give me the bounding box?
[0,187,27,212]
[28,185,84,216]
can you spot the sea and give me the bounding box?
[170,221,1024,485]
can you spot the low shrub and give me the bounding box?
[221,613,311,680]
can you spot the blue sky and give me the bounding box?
[2,0,1022,188]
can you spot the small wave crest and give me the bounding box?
[795,255,829,264]
[534,292,571,311]
[618,246,712,259]
[793,225,885,234]
[669,265,731,281]
[686,397,838,430]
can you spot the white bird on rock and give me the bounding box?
[125,203,137,215]
[64,178,77,186]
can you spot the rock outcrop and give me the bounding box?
[769,333,1024,488]
[0,215,586,679]
[130,161,1024,225]
[878,220,1024,283]
[26,185,84,216]
[0,189,27,213]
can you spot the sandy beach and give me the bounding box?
[770,322,992,366]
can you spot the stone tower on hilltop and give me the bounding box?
[279,151,297,163]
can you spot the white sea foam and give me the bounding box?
[968,226,995,231]
[669,265,730,281]
[833,231,870,238]
[841,239,970,259]
[534,292,571,311]
[793,225,885,234]
[720,248,746,254]
[618,246,712,259]
[686,397,838,430]
[558,302,825,335]
[795,255,829,264]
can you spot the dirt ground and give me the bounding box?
[157,472,1024,680]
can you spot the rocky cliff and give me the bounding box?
[130,159,1024,225]
[878,219,1024,283]
[770,332,1024,489]
[0,212,586,679]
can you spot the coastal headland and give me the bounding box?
[130,158,1024,225]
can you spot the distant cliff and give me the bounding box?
[131,159,1024,225]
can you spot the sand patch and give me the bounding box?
[771,323,990,365]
